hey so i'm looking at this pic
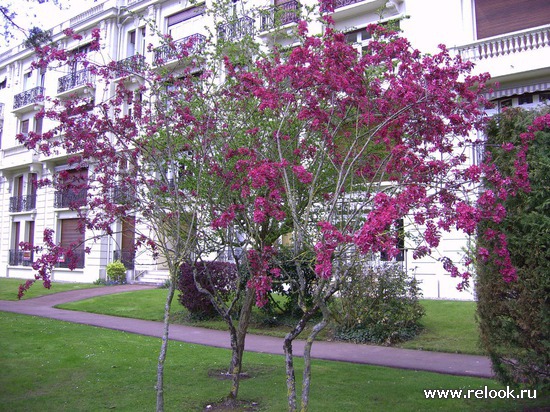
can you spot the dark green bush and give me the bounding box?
[332,263,424,345]
[476,107,550,391]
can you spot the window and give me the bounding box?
[58,218,85,268]
[345,21,399,54]
[381,218,405,262]
[499,98,512,110]
[34,116,42,135]
[54,167,88,208]
[9,173,37,212]
[20,119,29,136]
[540,92,550,102]
[518,94,533,105]
[167,4,206,40]
[0,78,6,89]
[128,29,136,57]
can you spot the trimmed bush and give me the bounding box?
[332,263,424,345]
[106,260,127,284]
[476,107,550,391]
[177,261,238,318]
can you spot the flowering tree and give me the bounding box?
[17,2,531,411]
[18,26,216,411]
[205,15,529,411]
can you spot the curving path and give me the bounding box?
[0,284,494,378]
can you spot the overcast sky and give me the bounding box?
[1,0,97,52]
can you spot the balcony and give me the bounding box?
[112,184,137,205]
[454,25,550,79]
[57,247,85,269]
[9,249,34,266]
[58,68,95,95]
[260,1,301,32]
[13,86,45,113]
[9,194,37,212]
[218,16,255,41]
[114,55,146,79]
[153,34,206,66]
[54,189,87,209]
[113,250,135,270]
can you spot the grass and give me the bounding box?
[398,299,480,354]
[0,278,100,301]
[57,288,484,355]
[1,311,547,412]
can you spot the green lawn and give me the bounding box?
[398,299,480,354]
[57,288,483,355]
[1,312,546,412]
[0,278,100,301]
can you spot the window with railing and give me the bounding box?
[13,86,45,109]
[153,33,206,65]
[114,55,146,78]
[260,0,301,32]
[9,194,37,212]
[57,247,85,269]
[54,168,88,209]
[58,67,95,94]
[218,16,255,41]
[8,249,34,266]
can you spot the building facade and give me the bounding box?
[0,0,548,298]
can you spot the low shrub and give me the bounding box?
[332,263,424,345]
[106,260,127,284]
[177,261,238,318]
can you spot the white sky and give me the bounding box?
[1,0,97,52]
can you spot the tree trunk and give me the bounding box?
[156,279,175,412]
[301,317,328,412]
[228,286,256,402]
[283,311,315,412]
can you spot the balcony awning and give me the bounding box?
[486,80,550,100]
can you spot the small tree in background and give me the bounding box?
[476,107,550,391]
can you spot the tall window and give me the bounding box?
[167,4,206,39]
[59,218,85,268]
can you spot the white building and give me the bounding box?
[0,0,548,299]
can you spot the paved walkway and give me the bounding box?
[0,284,494,379]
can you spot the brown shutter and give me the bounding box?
[475,0,550,39]
[121,216,135,253]
[60,218,84,247]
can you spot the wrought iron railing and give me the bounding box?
[114,250,135,270]
[57,248,85,269]
[58,68,95,94]
[218,16,255,40]
[9,194,37,212]
[13,86,45,109]
[9,249,34,266]
[260,1,301,32]
[112,184,137,205]
[114,55,146,78]
[54,189,87,208]
[153,34,207,65]
[333,0,364,9]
